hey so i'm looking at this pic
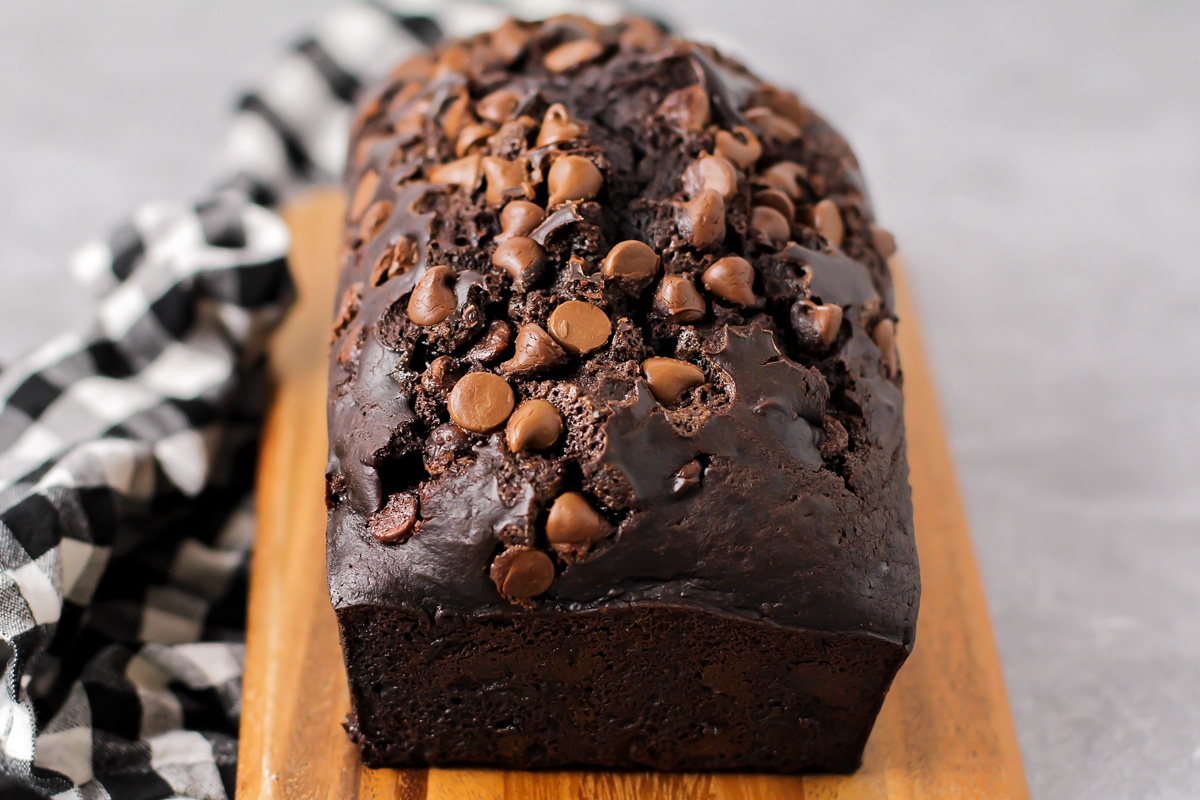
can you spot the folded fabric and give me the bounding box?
[0,2,630,798]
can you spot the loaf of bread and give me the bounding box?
[325,14,918,772]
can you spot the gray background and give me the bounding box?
[1,1,1197,797]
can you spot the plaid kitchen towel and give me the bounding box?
[0,2,635,798]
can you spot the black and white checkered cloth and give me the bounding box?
[0,2,632,798]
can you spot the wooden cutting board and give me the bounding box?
[236,190,1030,799]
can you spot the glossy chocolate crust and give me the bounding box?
[327,15,919,772]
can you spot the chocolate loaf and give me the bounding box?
[326,15,918,773]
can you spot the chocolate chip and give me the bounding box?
[683,155,738,201]
[336,322,363,368]
[745,106,802,141]
[642,357,706,404]
[490,546,555,601]
[872,224,898,258]
[546,492,611,552]
[439,91,471,139]
[350,170,379,221]
[658,85,711,131]
[506,399,564,453]
[421,354,461,397]
[447,371,515,433]
[619,16,665,51]
[677,189,726,249]
[465,320,512,364]
[433,44,471,78]
[369,492,419,544]
[791,300,844,350]
[456,122,497,157]
[499,200,546,240]
[761,86,810,128]
[330,282,362,344]
[482,156,533,205]
[655,275,706,323]
[761,161,807,199]
[871,318,899,378]
[369,235,417,286]
[671,459,703,497]
[476,89,523,125]
[407,266,457,326]
[357,200,393,244]
[811,199,845,248]
[547,155,603,206]
[492,236,547,289]
[750,205,791,250]
[714,126,762,169]
[547,300,612,355]
[536,103,587,147]
[602,240,660,284]
[528,203,582,245]
[500,323,567,376]
[544,38,605,72]
[490,19,531,64]
[753,188,796,222]
[428,153,482,190]
[702,256,757,306]
[819,414,849,459]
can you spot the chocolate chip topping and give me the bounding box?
[456,122,496,157]
[602,240,660,283]
[447,372,515,433]
[358,200,393,243]
[407,266,457,326]
[476,89,523,124]
[658,85,711,131]
[482,156,533,205]
[812,199,845,248]
[677,189,726,249]
[761,161,806,199]
[618,16,665,51]
[714,126,762,169]
[642,357,706,404]
[505,399,564,453]
[499,200,546,240]
[369,492,419,544]
[684,154,739,201]
[750,205,791,250]
[465,320,512,364]
[350,169,379,220]
[544,38,605,73]
[500,323,566,376]
[655,275,706,323]
[746,106,802,141]
[490,546,555,602]
[546,492,611,551]
[547,300,611,355]
[536,103,587,147]
[547,155,603,206]
[791,300,844,350]
[428,153,483,190]
[369,235,417,286]
[752,188,796,222]
[702,256,757,306]
[872,318,899,377]
[872,224,898,258]
[492,236,547,288]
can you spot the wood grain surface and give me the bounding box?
[235,190,1030,800]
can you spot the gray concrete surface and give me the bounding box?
[1,2,1198,797]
